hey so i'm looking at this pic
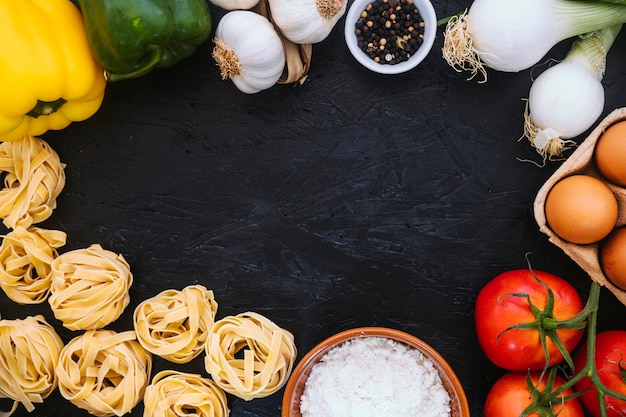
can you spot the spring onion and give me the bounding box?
[442,0,626,82]
[522,24,622,164]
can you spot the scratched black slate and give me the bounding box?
[2,1,626,416]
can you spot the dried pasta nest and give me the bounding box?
[0,135,66,229]
[204,311,297,400]
[143,370,229,417]
[0,226,66,304]
[134,284,219,364]
[254,0,312,84]
[0,315,64,416]
[55,330,152,417]
[48,243,133,330]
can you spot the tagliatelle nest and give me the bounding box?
[0,315,64,416]
[48,243,133,330]
[55,330,152,417]
[441,10,488,83]
[204,311,297,400]
[519,99,577,167]
[134,284,219,364]
[143,370,229,417]
[0,135,66,229]
[0,226,66,304]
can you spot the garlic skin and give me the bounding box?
[212,10,285,94]
[268,0,348,44]
[208,0,260,10]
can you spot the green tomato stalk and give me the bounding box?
[516,367,582,417]
[496,259,587,373]
[494,254,626,417]
[517,281,626,417]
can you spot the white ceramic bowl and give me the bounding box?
[344,0,437,74]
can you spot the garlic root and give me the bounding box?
[212,39,243,80]
[317,0,345,19]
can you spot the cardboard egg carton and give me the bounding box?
[534,107,626,306]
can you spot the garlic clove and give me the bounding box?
[268,0,348,44]
[209,0,261,10]
[212,10,286,94]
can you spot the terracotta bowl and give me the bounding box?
[344,0,437,74]
[281,327,470,417]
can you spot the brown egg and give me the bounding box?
[595,120,626,187]
[600,227,626,290]
[545,174,618,244]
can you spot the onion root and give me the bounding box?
[520,100,577,166]
[441,10,488,83]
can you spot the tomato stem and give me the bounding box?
[520,367,575,417]
[538,282,626,417]
[498,261,588,373]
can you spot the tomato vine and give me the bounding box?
[495,266,587,371]
[524,282,626,417]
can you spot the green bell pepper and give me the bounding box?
[76,0,212,81]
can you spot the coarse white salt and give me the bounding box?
[299,336,451,417]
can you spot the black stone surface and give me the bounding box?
[2,1,626,416]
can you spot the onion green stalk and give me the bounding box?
[442,0,626,82]
[522,24,622,165]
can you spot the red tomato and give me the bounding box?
[573,330,626,417]
[475,269,585,371]
[485,371,584,417]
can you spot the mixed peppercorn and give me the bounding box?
[355,0,426,65]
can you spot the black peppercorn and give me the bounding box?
[355,0,426,66]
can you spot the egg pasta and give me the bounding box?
[134,284,218,364]
[0,226,66,304]
[204,311,296,400]
[0,135,65,229]
[143,370,229,417]
[48,243,132,330]
[0,315,64,417]
[55,329,152,417]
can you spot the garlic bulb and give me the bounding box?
[208,0,260,10]
[267,0,348,44]
[212,10,286,94]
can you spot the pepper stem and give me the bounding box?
[26,98,67,118]
[105,44,164,82]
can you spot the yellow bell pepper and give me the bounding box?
[0,0,106,142]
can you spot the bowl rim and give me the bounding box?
[343,0,437,74]
[281,326,470,417]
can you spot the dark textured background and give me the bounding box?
[2,1,626,416]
